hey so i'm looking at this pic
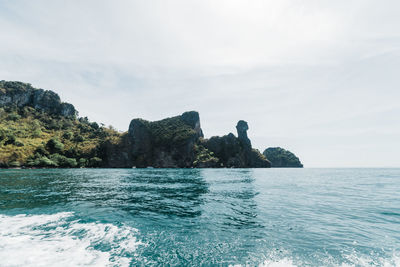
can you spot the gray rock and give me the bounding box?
[128,119,152,167]
[236,120,251,148]
[0,81,77,117]
[125,112,202,168]
[181,111,204,137]
[204,121,271,168]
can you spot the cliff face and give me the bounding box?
[262,147,303,168]
[0,81,77,117]
[126,111,202,167]
[99,133,132,168]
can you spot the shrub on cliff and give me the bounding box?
[7,113,21,121]
[88,157,102,167]
[46,138,64,154]
[49,154,77,167]
[26,155,57,167]
[193,144,220,167]
[4,134,16,145]
[148,116,197,147]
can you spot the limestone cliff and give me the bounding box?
[0,81,116,168]
[0,81,77,117]
[101,111,204,168]
[127,111,202,167]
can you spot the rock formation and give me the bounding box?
[236,120,251,147]
[203,120,271,168]
[102,112,271,168]
[262,147,303,168]
[123,111,202,167]
[181,111,204,138]
[0,81,77,117]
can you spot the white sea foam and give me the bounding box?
[231,252,400,267]
[340,251,400,267]
[0,212,142,267]
[259,258,297,267]
[257,253,400,267]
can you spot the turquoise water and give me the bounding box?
[0,168,399,266]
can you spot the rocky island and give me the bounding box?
[263,147,303,168]
[0,81,277,168]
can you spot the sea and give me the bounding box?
[0,168,399,266]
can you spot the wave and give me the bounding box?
[258,253,400,267]
[259,258,296,267]
[339,251,400,267]
[231,252,400,267]
[0,212,142,267]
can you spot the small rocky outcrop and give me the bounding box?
[0,81,77,117]
[262,147,303,168]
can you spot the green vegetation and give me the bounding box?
[147,116,197,147]
[193,143,220,167]
[0,80,34,95]
[0,105,121,168]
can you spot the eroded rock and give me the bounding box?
[0,81,77,117]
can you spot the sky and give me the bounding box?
[0,0,399,167]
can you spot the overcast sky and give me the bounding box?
[0,0,399,167]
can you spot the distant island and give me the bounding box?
[263,147,303,168]
[0,81,302,168]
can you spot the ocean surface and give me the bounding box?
[0,168,399,266]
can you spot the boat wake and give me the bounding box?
[0,212,142,267]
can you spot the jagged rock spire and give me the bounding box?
[236,120,251,148]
